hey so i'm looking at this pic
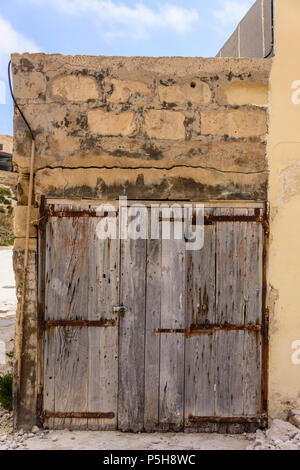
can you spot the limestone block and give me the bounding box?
[88,109,137,136]
[106,79,152,103]
[13,72,47,102]
[201,108,267,138]
[14,238,37,251]
[158,79,211,105]
[14,206,39,238]
[143,110,185,140]
[226,82,269,105]
[51,75,100,102]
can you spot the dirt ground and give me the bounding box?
[0,425,251,451]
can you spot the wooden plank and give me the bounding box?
[159,237,185,428]
[215,210,245,418]
[215,330,244,417]
[45,215,89,321]
[44,210,90,429]
[53,326,88,429]
[243,331,262,416]
[215,208,263,418]
[216,209,250,324]
[245,222,263,324]
[186,209,216,326]
[185,211,216,423]
[118,237,147,432]
[87,217,119,430]
[43,330,55,429]
[144,237,161,431]
[185,334,215,424]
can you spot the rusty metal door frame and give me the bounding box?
[36,198,269,430]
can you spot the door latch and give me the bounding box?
[113,306,127,318]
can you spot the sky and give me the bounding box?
[0,0,255,136]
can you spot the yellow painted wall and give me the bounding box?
[268,0,300,418]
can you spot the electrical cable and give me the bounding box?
[8,60,35,140]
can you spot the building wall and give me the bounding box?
[217,0,273,59]
[11,53,271,428]
[268,0,300,419]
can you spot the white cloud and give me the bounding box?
[0,15,40,78]
[30,0,199,38]
[213,0,255,25]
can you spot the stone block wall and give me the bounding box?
[11,53,271,428]
[12,54,271,204]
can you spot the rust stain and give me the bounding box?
[155,328,185,334]
[162,266,170,273]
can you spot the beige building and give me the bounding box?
[11,0,300,430]
[0,135,13,154]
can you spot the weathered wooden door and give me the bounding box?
[39,201,267,432]
[41,204,120,430]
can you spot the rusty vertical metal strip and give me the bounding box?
[36,195,46,425]
[261,201,269,418]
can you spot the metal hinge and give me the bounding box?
[113,306,127,318]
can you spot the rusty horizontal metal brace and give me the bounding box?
[188,415,266,425]
[44,319,116,329]
[155,328,185,334]
[155,324,262,335]
[43,411,115,419]
[159,213,265,226]
[47,205,118,218]
[188,323,262,332]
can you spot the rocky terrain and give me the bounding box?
[247,417,300,451]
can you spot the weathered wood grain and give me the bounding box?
[185,334,215,423]
[144,237,161,431]
[45,215,89,321]
[87,217,119,430]
[43,329,55,429]
[245,222,263,324]
[215,330,244,417]
[159,237,185,428]
[185,213,216,423]
[53,326,88,429]
[186,210,216,326]
[216,209,248,324]
[243,331,262,415]
[118,237,147,432]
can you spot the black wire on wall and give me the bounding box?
[8,60,35,141]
